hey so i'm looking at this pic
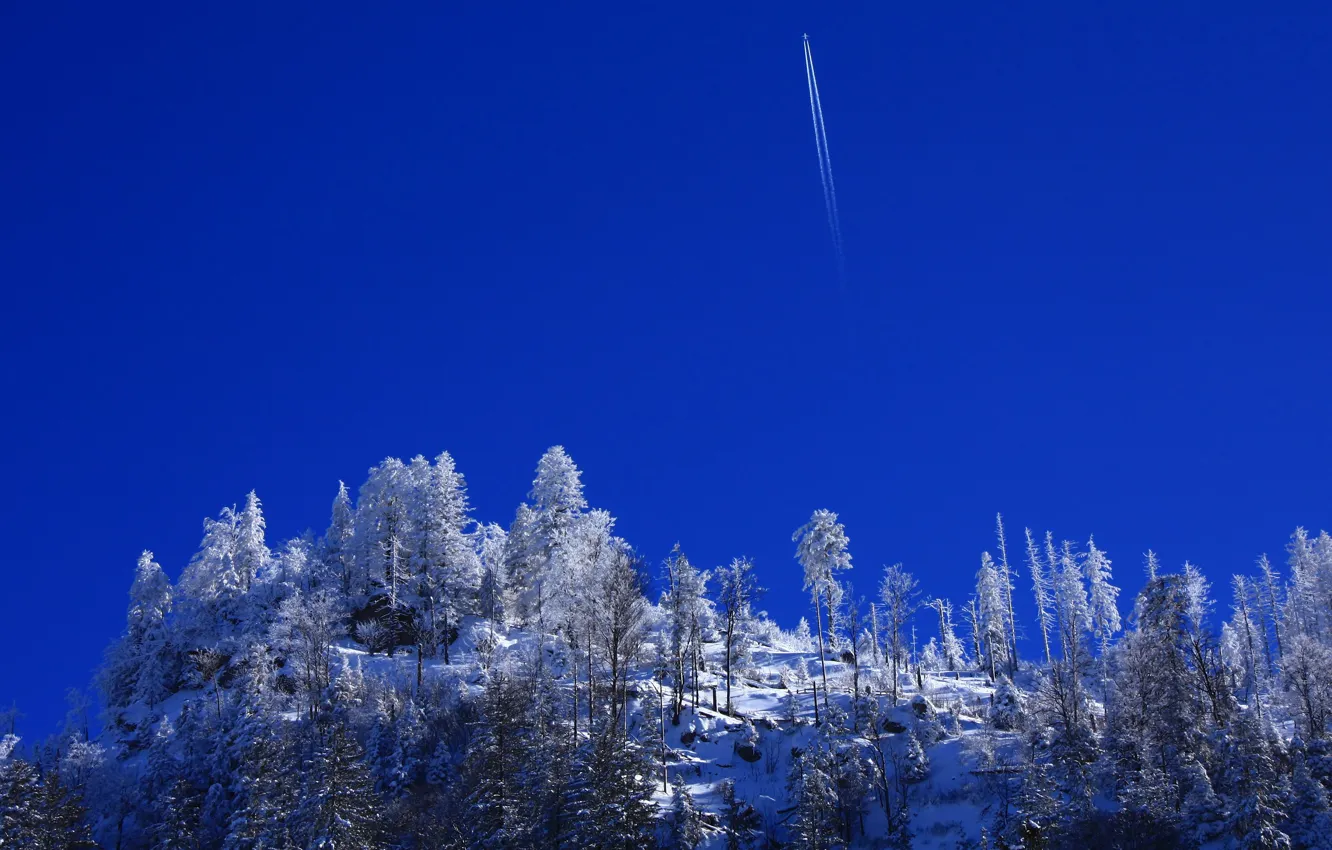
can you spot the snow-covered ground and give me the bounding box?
[286,617,1019,848]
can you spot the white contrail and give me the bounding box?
[808,43,843,252]
[805,40,835,246]
[803,36,844,268]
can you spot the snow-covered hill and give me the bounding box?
[5,445,1330,850]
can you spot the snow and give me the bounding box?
[275,615,1015,848]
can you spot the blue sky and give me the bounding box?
[2,3,1330,737]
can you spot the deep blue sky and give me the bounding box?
[3,3,1330,739]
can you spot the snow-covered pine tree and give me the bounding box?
[177,504,242,648]
[1229,574,1264,706]
[793,616,813,651]
[406,451,478,672]
[787,742,842,850]
[506,446,588,632]
[989,676,1026,731]
[1287,752,1332,850]
[0,751,96,849]
[319,480,355,595]
[666,773,704,850]
[292,722,386,849]
[594,546,651,730]
[234,490,270,597]
[1110,572,1208,782]
[878,564,918,704]
[269,589,341,720]
[1083,535,1121,661]
[1257,553,1284,675]
[1,746,41,847]
[1281,634,1332,740]
[720,778,760,850]
[1179,757,1225,845]
[98,550,178,714]
[975,553,1009,680]
[994,514,1020,676]
[1025,528,1055,667]
[153,776,204,850]
[661,544,710,721]
[352,458,413,610]
[560,727,658,850]
[1222,710,1291,850]
[476,521,509,624]
[794,510,853,717]
[463,672,535,847]
[1287,527,1323,641]
[223,719,296,850]
[1048,538,1094,729]
[928,598,965,674]
[717,556,763,715]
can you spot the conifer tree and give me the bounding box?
[1287,527,1323,640]
[666,774,704,850]
[353,458,412,608]
[929,598,965,674]
[476,522,509,624]
[100,550,178,712]
[1230,574,1264,705]
[661,545,709,721]
[153,777,204,850]
[717,556,763,715]
[177,504,243,646]
[1281,634,1332,739]
[506,446,588,632]
[560,728,657,850]
[878,564,918,704]
[976,553,1009,680]
[234,490,270,596]
[1288,754,1332,850]
[1083,536,1121,659]
[292,723,386,850]
[995,514,1020,676]
[1025,528,1055,667]
[794,510,852,717]
[1257,553,1285,669]
[1179,758,1225,845]
[321,481,355,595]
[1223,711,1290,850]
[720,779,759,850]
[787,743,842,850]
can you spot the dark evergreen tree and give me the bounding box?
[0,755,96,850]
[560,728,658,850]
[462,673,536,849]
[1287,755,1332,850]
[292,724,386,850]
[719,779,760,850]
[1222,711,1291,850]
[222,721,296,850]
[153,777,204,850]
[665,774,704,850]
[787,743,843,850]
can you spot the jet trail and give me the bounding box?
[803,35,843,270]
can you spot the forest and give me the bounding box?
[3,445,1331,849]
